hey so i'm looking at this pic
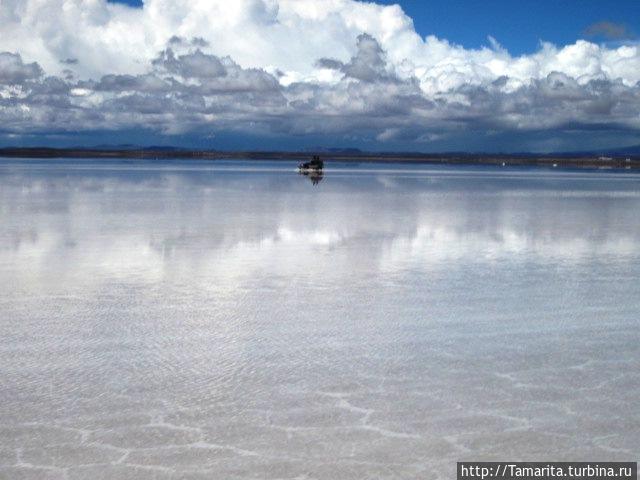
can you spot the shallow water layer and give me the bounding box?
[0,159,639,479]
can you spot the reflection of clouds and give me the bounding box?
[380,224,639,272]
[87,236,165,281]
[375,175,399,189]
[1,231,165,284]
[3,161,640,292]
[1,229,55,264]
[1,223,347,293]
[203,227,348,292]
[3,169,640,480]
[271,227,343,246]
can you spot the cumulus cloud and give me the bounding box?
[318,33,395,82]
[0,0,640,148]
[152,48,227,79]
[0,52,43,84]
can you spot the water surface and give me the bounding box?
[1,159,639,479]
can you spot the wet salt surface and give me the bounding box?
[0,158,639,479]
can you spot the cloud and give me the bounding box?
[3,0,640,86]
[0,52,43,84]
[584,21,634,40]
[152,48,227,79]
[0,0,640,149]
[318,33,394,82]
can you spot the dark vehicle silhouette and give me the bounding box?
[298,155,324,172]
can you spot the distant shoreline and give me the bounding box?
[1,147,639,170]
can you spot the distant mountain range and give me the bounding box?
[550,144,640,157]
[1,144,639,170]
[81,143,640,156]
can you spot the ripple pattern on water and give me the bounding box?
[1,159,639,479]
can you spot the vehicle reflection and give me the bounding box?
[298,170,324,185]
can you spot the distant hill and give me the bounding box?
[606,144,640,155]
[553,144,640,157]
[304,147,363,154]
[1,144,638,169]
[25,143,639,157]
[0,143,640,159]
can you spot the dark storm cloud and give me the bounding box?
[0,35,639,144]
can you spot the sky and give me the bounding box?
[1,0,639,152]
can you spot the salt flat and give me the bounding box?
[0,159,638,479]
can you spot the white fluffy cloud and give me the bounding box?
[1,0,639,148]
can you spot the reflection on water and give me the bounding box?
[1,159,639,479]
[298,169,324,185]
